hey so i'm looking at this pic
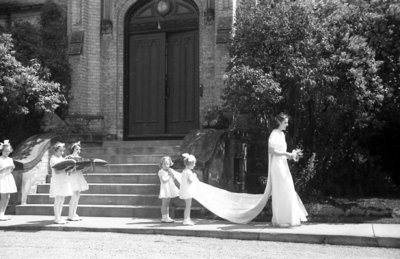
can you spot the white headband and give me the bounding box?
[0,140,11,149]
[71,141,81,151]
[182,153,196,162]
[54,142,65,150]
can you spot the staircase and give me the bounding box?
[15,140,182,218]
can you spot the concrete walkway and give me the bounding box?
[1,216,399,249]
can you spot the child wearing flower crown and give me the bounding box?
[158,156,179,223]
[49,142,73,224]
[0,140,17,221]
[65,141,89,221]
[179,153,198,225]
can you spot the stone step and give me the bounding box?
[26,194,201,207]
[82,155,164,164]
[37,183,160,195]
[26,193,201,207]
[15,139,188,219]
[27,194,161,206]
[102,140,182,148]
[81,146,180,156]
[15,204,162,218]
[89,164,159,174]
[85,173,159,184]
[15,204,204,218]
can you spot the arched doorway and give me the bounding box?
[124,0,199,139]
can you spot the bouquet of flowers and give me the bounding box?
[292,148,303,162]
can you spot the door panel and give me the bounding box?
[128,33,166,136]
[166,31,199,134]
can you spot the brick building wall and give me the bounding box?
[67,0,238,139]
[67,0,103,133]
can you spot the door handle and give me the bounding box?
[199,84,203,97]
[165,84,170,99]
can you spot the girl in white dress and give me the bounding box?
[268,113,308,227]
[49,142,73,224]
[158,156,179,223]
[179,153,198,225]
[65,141,89,221]
[0,140,17,221]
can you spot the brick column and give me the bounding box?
[199,0,237,126]
[206,0,236,109]
[68,0,103,132]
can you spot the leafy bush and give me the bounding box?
[202,105,230,129]
[224,0,400,198]
[222,65,282,129]
[39,1,70,95]
[0,34,67,144]
[8,1,70,117]
[0,1,70,145]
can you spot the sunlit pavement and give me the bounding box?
[0,215,399,248]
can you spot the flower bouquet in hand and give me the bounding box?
[291,148,303,162]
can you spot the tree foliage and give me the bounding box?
[222,65,282,127]
[0,34,66,143]
[39,1,70,91]
[9,0,70,112]
[0,0,70,144]
[223,0,400,198]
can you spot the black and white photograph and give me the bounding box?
[0,0,399,258]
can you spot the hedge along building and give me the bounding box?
[67,0,239,140]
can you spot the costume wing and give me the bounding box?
[52,159,76,170]
[93,158,108,166]
[75,160,93,170]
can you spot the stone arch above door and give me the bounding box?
[127,0,199,33]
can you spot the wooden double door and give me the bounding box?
[126,31,199,138]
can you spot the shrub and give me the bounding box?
[0,34,67,144]
[9,1,70,117]
[224,0,400,198]
[222,65,282,129]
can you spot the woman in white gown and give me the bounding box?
[268,113,308,227]
[172,113,307,225]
